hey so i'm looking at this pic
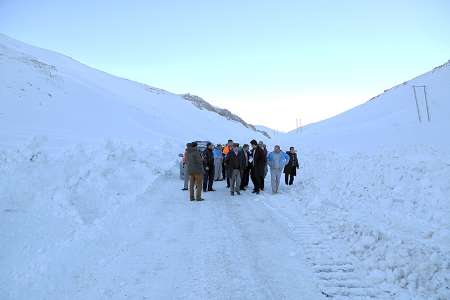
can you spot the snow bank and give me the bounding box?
[294,147,450,299]
[0,136,182,297]
[1,136,175,221]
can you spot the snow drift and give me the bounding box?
[293,147,450,298]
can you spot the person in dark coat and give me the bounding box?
[221,151,226,181]
[202,142,215,192]
[250,139,266,194]
[225,143,246,196]
[284,146,300,185]
[187,142,205,201]
[259,141,268,190]
[240,144,251,191]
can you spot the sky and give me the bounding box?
[1,0,449,131]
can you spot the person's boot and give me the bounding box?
[231,191,235,196]
[190,198,195,201]
[182,188,188,191]
[237,191,241,195]
[196,198,204,201]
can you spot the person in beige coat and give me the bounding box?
[187,142,205,201]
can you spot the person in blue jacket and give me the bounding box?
[213,144,223,181]
[267,145,290,194]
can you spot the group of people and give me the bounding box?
[181,139,299,201]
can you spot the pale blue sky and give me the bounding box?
[1,0,449,131]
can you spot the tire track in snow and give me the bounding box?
[168,177,326,299]
[261,198,394,299]
[216,192,326,299]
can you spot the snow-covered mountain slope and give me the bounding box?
[269,63,450,299]
[0,33,266,148]
[279,61,450,152]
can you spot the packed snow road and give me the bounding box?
[3,172,325,299]
[91,174,325,299]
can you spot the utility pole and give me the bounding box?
[295,117,302,134]
[413,86,422,122]
[423,86,431,122]
[412,85,431,122]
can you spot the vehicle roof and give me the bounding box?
[193,140,211,145]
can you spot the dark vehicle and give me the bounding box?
[179,141,211,179]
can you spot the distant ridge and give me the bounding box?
[182,93,271,139]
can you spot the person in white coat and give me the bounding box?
[267,145,290,194]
